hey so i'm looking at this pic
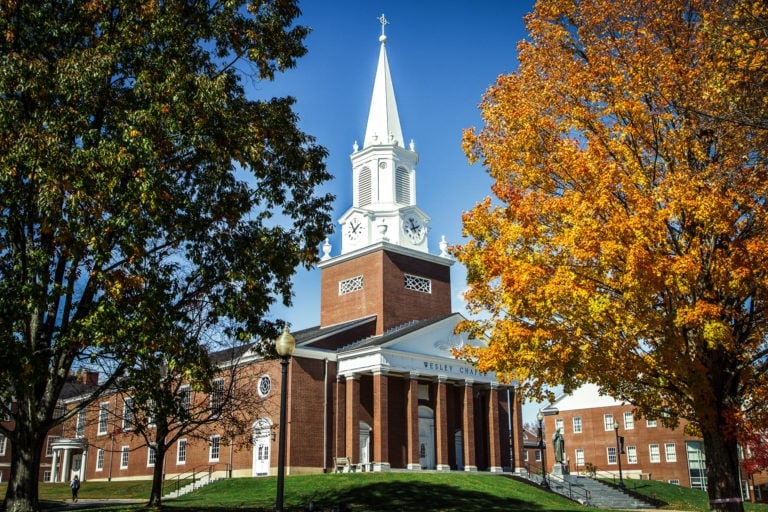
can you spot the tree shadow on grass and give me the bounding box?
[167,480,559,512]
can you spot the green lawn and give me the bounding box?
[2,473,768,511]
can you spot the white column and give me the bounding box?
[51,449,60,483]
[60,449,71,482]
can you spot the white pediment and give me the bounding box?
[337,314,506,385]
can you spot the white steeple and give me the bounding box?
[363,15,404,149]
[337,15,431,256]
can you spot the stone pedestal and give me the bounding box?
[551,463,569,476]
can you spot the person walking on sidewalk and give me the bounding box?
[70,475,80,502]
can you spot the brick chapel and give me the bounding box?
[4,20,526,485]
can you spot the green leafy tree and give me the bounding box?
[456,1,768,511]
[0,1,333,511]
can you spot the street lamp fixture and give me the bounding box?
[614,421,625,488]
[275,325,296,512]
[537,411,549,489]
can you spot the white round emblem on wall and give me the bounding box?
[258,375,272,397]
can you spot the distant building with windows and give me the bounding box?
[540,384,714,492]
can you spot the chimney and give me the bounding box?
[82,371,99,386]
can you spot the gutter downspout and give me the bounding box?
[323,358,328,471]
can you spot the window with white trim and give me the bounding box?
[96,449,104,471]
[623,411,634,430]
[46,436,59,457]
[0,433,6,456]
[604,414,615,431]
[210,378,225,416]
[98,402,110,435]
[646,418,657,428]
[210,435,221,461]
[122,397,134,431]
[179,386,190,422]
[177,439,187,464]
[73,408,86,438]
[665,443,677,462]
[43,471,51,482]
[649,444,661,463]
[339,275,363,295]
[535,449,541,462]
[404,274,431,293]
[120,446,129,469]
[669,479,680,485]
[626,445,638,464]
[572,416,582,433]
[555,418,564,433]
[575,448,585,467]
[523,450,528,462]
[607,446,617,465]
[148,446,156,467]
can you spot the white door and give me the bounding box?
[418,406,435,469]
[71,454,83,481]
[252,418,272,477]
[359,422,371,464]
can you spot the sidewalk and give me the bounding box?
[42,499,144,511]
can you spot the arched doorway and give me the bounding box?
[418,406,435,469]
[252,418,272,477]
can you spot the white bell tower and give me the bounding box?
[338,15,431,255]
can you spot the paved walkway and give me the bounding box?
[42,499,144,511]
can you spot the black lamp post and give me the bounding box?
[275,325,296,512]
[614,421,625,488]
[537,411,549,489]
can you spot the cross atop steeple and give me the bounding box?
[378,13,389,38]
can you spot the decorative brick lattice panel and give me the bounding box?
[339,275,364,295]
[404,274,431,294]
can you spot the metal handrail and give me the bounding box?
[164,462,230,496]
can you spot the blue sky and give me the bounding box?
[258,2,544,419]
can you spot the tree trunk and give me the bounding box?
[3,424,45,512]
[702,426,744,512]
[148,446,166,508]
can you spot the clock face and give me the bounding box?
[402,215,426,243]
[344,214,366,242]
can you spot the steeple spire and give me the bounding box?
[363,14,404,149]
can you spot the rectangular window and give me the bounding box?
[120,446,129,469]
[523,450,529,462]
[76,409,87,438]
[646,418,658,428]
[43,471,52,482]
[179,386,190,421]
[98,402,110,435]
[572,416,582,434]
[607,446,617,465]
[669,479,680,485]
[535,449,541,462]
[148,446,156,467]
[0,433,6,456]
[209,435,221,461]
[626,445,638,464]
[46,436,60,457]
[122,397,134,431]
[177,439,187,464]
[210,379,225,416]
[649,443,661,463]
[147,399,156,427]
[604,414,615,431]
[623,411,634,430]
[555,418,564,433]
[665,443,677,462]
[575,448,585,467]
[96,449,104,471]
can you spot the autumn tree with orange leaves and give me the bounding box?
[456,1,768,510]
